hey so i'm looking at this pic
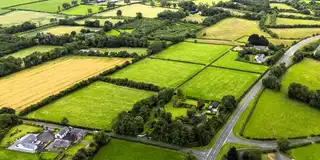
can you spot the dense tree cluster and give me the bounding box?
[100,77,161,92]
[0,107,16,115]
[157,10,187,20]
[201,7,227,16]
[262,75,281,91]
[266,49,285,65]
[288,83,320,108]
[23,48,68,68]
[103,21,113,32]
[37,33,73,45]
[59,19,79,26]
[0,56,23,77]
[0,114,20,141]
[147,40,168,55]
[84,20,100,27]
[178,1,197,11]
[248,34,269,46]
[216,2,241,9]
[0,35,37,57]
[1,21,36,34]
[202,12,231,26]
[269,63,286,78]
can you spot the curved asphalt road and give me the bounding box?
[204,35,320,160]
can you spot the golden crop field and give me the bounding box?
[0,56,131,110]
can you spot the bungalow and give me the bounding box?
[8,134,39,153]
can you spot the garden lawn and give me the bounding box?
[12,0,79,13]
[61,5,105,15]
[0,11,65,27]
[93,139,184,160]
[109,58,203,88]
[270,3,296,10]
[92,47,147,55]
[27,81,155,130]
[4,45,59,59]
[0,0,39,8]
[20,26,91,37]
[66,135,93,155]
[0,149,43,160]
[244,58,320,138]
[96,4,177,18]
[165,101,189,119]
[0,124,42,147]
[180,67,260,101]
[153,42,232,64]
[212,51,268,73]
[197,18,269,40]
[291,143,320,160]
[276,18,320,25]
[270,28,320,39]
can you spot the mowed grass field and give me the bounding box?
[270,3,296,10]
[270,28,320,39]
[109,58,203,88]
[96,4,177,18]
[212,51,268,73]
[0,56,130,110]
[152,42,232,64]
[197,18,269,40]
[0,0,39,8]
[27,81,154,130]
[21,26,90,37]
[0,11,65,27]
[93,139,184,160]
[61,5,106,15]
[244,59,320,138]
[12,0,78,13]
[4,45,59,58]
[0,124,42,147]
[180,67,260,101]
[276,18,320,25]
[290,144,320,160]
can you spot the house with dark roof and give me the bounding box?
[55,127,70,139]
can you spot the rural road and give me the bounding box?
[204,35,320,160]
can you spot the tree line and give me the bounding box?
[288,83,320,108]
[0,35,37,57]
[0,21,37,34]
[262,63,287,91]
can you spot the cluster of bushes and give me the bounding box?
[0,57,23,77]
[0,114,20,141]
[232,0,270,12]
[288,83,320,108]
[201,7,228,16]
[238,12,262,20]
[216,1,241,9]
[37,33,73,45]
[178,1,197,11]
[99,77,161,92]
[225,147,262,160]
[248,34,269,46]
[59,19,79,26]
[202,12,231,26]
[262,63,286,91]
[157,10,187,20]
[1,21,36,34]
[0,35,37,57]
[84,20,100,27]
[265,49,285,65]
[147,40,168,55]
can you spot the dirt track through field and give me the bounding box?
[0,56,130,110]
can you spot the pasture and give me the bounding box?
[276,18,320,25]
[212,51,268,73]
[21,26,91,37]
[183,14,207,23]
[93,139,184,160]
[0,9,11,14]
[0,0,39,8]
[96,4,177,18]
[109,58,203,88]
[0,11,65,27]
[4,45,59,58]
[0,124,42,147]
[180,67,260,101]
[61,5,105,16]
[270,3,296,10]
[270,28,320,39]
[76,18,123,26]
[291,144,320,160]
[27,81,154,129]
[197,18,268,40]
[0,56,130,110]
[243,59,320,138]
[152,42,232,64]
[12,0,78,13]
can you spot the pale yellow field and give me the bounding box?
[21,26,95,37]
[96,4,177,18]
[276,18,320,25]
[270,28,320,39]
[0,11,65,27]
[197,18,269,40]
[0,56,131,110]
[183,14,207,23]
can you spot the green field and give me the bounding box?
[165,100,194,119]
[106,29,120,36]
[27,81,155,129]
[197,18,269,40]
[0,9,11,14]
[13,0,78,13]
[4,45,59,58]
[93,139,184,160]
[61,5,105,15]
[0,0,39,8]
[276,18,320,25]
[96,4,177,18]
[110,58,203,88]
[291,144,320,160]
[66,135,93,155]
[92,47,147,55]
[270,28,320,39]
[212,51,268,73]
[180,67,260,101]
[21,26,93,37]
[152,42,232,64]
[0,11,65,27]
[270,3,296,10]
[0,149,57,160]
[244,59,320,138]
[76,18,123,26]
[0,124,42,147]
